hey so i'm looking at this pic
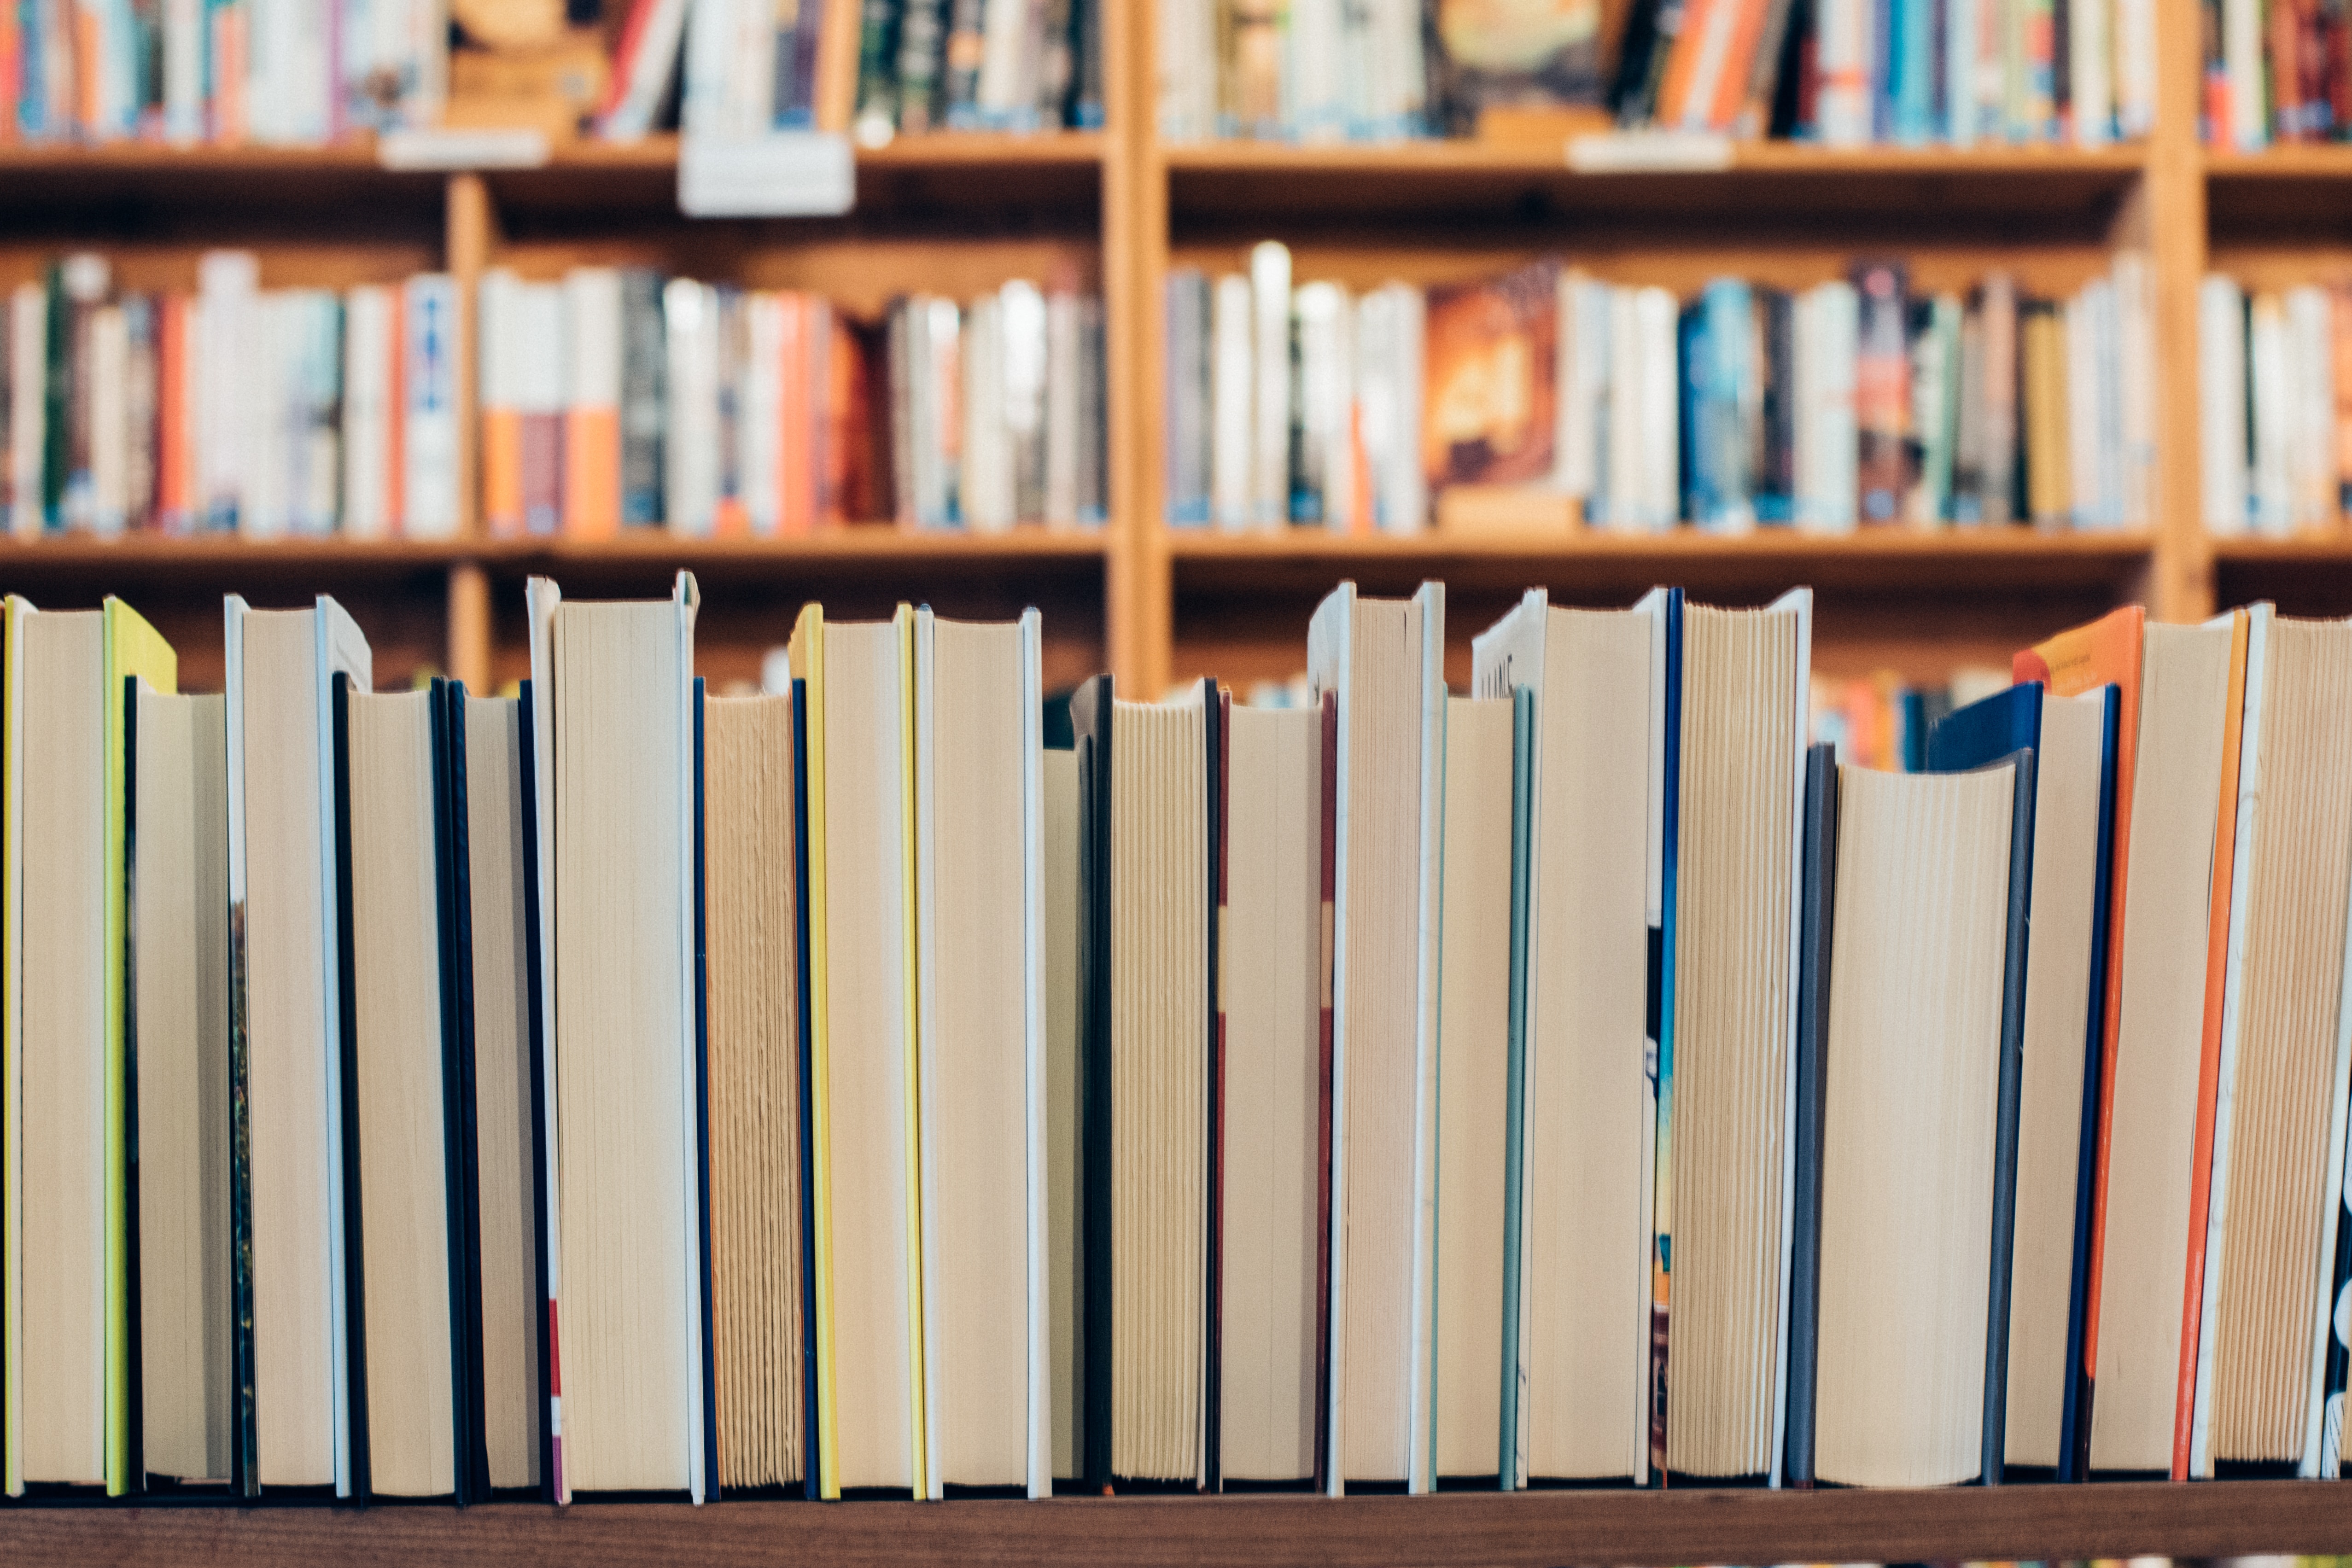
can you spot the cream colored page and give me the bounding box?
[554,601,690,1492]
[1220,706,1321,1481]
[823,623,914,1490]
[1669,606,1798,1479]
[1816,765,2012,1488]
[349,695,454,1498]
[1340,597,1424,1483]
[463,698,541,1491]
[19,612,103,1483]
[243,611,336,1485]
[1527,609,1651,1481]
[1109,699,1206,1481]
[2092,621,2232,1472]
[1433,699,1512,1479]
[2006,691,2107,1466]
[2213,620,2352,1461]
[929,621,1029,1486]
[136,692,232,1481]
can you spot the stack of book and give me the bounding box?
[1156,0,2153,146]
[10,578,2352,1504]
[605,0,1108,142]
[2205,0,2352,147]
[2198,275,2352,536]
[0,251,461,541]
[1164,248,2155,535]
[477,268,1109,537]
[0,0,444,146]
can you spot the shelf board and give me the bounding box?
[2,1479,2346,1568]
[2209,534,2352,560]
[1161,140,2146,231]
[1166,527,2154,599]
[2204,146,2352,238]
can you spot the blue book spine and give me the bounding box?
[1678,306,1704,527]
[1893,0,1938,142]
[1696,280,1755,533]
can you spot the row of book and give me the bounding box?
[0,253,461,540]
[2198,275,2352,536]
[480,267,1108,537]
[0,0,443,146]
[1156,0,2154,147]
[1163,248,2154,534]
[612,0,1107,142]
[14,575,2352,1502]
[2204,0,2352,146]
[1810,665,2013,769]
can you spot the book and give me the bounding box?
[1796,743,2035,1486]
[1430,693,1514,1484]
[1430,0,1615,125]
[1217,699,1329,1487]
[1650,587,1813,1482]
[1422,261,1559,499]
[523,572,712,1502]
[3,596,174,1494]
[333,679,481,1502]
[1929,680,2120,1479]
[788,603,927,1498]
[2189,613,2352,1475]
[1782,742,1837,1487]
[1309,580,1445,1493]
[1043,740,1082,1484]
[563,269,623,542]
[128,682,231,1487]
[1072,674,1219,1489]
[913,608,1048,1497]
[224,593,371,1495]
[703,689,806,1492]
[1471,590,1654,1486]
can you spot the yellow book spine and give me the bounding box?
[791,605,840,1501]
[100,599,175,1497]
[894,604,927,1502]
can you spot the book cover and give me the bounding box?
[1851,258,1911,525]
[432,682,492,1504]
[1431,0,1615,128]
[1423,261,1560,497]
[2015,605,2143,1479]
[1782,740,1838,1487]
[326,671,370,1500]
[1640,585,1683,1484]
[1497,683,1535,1486]
[1068,672,1112,1492]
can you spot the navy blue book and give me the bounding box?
[1928,681,2120,1483]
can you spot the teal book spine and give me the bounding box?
[1497,684,1535,1487]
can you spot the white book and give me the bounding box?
[1806,280,1866,532]
[742,292,784,536]
[7,285,41,537]
[679,0,736,138]
[1001,280,1049,527]
[244,296,292,541]
[1367,0,1428,135]
[1946,0,1978,145]
[2224,0,2265,148]
[1310,580,1446,1494]
[163,0,202,141]
[603,0,692,139]
[1154,0,1215,140]
[2117,0,2156,135]
[2288,286,2337,531]
[1250,243,1293,530]
[563,266,624,536]
[89,304,128,537]
[962,293,1013,532]
[402,274,461,541]
[1044,291,1082,528]
[2250,293,2292,536]
[1355,283,1426,535]
[2068,0,2112,145]
[199,251,260,532]
[1556,273,1608,505]
[523,572,707,1502]
[1295,280,1354,529]
[913,609,1048,1497]
[925,297,963,527]
[1635,287,1681,531]
[1815,0,1872,145]
[2063,294,2099,529]
[2199,276,2249,536]
[1212,274,1254,531]
[2115,254,2155,527]
[979,0,1034,122]
[342,286,394,542]
[665,280,719,536]
[225,593,372,1493]
[1603,287,1646,532]
[1287,0,1348,140]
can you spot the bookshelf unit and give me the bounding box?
[8,3,2352,1563]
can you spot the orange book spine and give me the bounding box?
[1655,0,1716,126]
[0,3,20,143]
[778,294,813,538]
[1348,402,1372,536]
[386,293,405,535]
[2172,608,2253,1480]
[155,295,187,530]
[564,409,620,540]
[75,6,98,136]
[482,410,524,538]
[210,5,246,144]
[1708,0,1774,128]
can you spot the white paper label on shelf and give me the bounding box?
[677,132,855,218]
[1566,130,1734,172]
[377,128,553,170]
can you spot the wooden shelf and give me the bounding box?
[2,1479,2347,1568]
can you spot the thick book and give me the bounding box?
[1073,674,1220,1492]
[223,593,371,1497]
[1217,699,1326,1489]
[128,682,231,1489]
[1791,745,2035,1487]
[1308,581,1446,1494]
[1471,590,1654,1486]
[523,572,713,1502]
[913,608,1049,1498]
[788,603,927,1499]
[5,596,175,1495]
[1930,680,2119,1481]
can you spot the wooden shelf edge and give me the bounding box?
[1160,140,2149,178]
[2209,535,2352,561]
[1164,527,2156,561]
[1,1479,2344,1568]
[2204,145,2352,178]
[0,529,1111,571]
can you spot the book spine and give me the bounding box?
[402,273,459,542]
[1852,259,1910,523]
[1981,272,2018,525]
[895,0,948,130]
[850,0,899,137]
[518,282,566,539]
[619,269,665,529]
[563,270,622,542]
[1313,687,1336,1497]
